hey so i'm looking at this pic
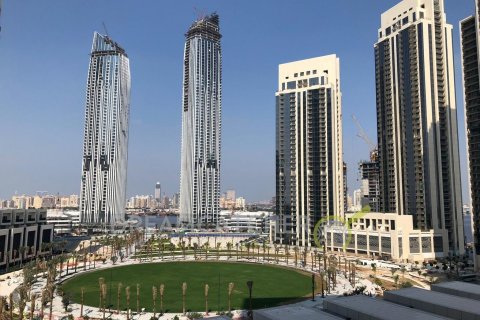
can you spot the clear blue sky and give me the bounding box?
[0,0,473,203]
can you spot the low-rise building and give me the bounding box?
[0,209,54,268]
[46,209,80,235]
[219,210,272,233]
[324,212,448,262]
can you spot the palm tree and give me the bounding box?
[182,282,187,315]
[400,266,406,282]
[293,246,299,267]
[136,284,140,314]
[284,245,289,264]
[117,283,123,314]
[181,241,187,260]
[204,241,210,260]
[302,248,308,267]
[47,283,54,320]
[159,284,165,315]
[228,282,234,314]
[125,286,131,320]
[80,287,85,318]
[9,293,13,320]
[390,268,397,278]
[216,243,221,260]
[152,286,157,319]
[30,293,37,320]
[245,243,251,259]
[101,283,107,320]
[226,242,233,259]
[204,284,209,315]
[371,263,377,279]
[98,277,105,310]
[19,246,27,268]
[393,274,400,289]
[274,244,279,264]
[262,242,267,261]
[18,285,27,320]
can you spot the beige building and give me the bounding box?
[324,212,448,262]
[275,55,344,246]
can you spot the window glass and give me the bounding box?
[309,77,319,86]
[287,81,296,89]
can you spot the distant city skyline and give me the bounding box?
[0,0,473,203]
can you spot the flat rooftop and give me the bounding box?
[384,287,480,318]
[432,281,480,300]
[254,305,342,320]
[324,295,450,320]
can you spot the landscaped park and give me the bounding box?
[61,261,315,314]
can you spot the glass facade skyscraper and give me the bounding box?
[80,32,131,226]
[180,14,222,226]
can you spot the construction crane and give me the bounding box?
[352,114,378,162]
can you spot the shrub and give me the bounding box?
[400,281,413,288]
[186,312,203,319]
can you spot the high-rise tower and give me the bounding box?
[80,32,131,226]
[180,13,222,226]
[375,0,464,254]
[275,55,344,246]
[155,182,161,202]
[460,0,480,268]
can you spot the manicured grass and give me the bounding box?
[61,261,314,313]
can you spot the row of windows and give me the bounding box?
[381,10,424,38]
[282,77,324,90]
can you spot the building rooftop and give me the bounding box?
[385,287,480,317]
[324,295,450,320]
[432,281,480,300]
[254,305,342,320]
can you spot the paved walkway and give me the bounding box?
[2,244,380,319]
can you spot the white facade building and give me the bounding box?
[219,210,272,233]
[324,212,448,262]
[46,209,80,235]
[276,55,344,246]
[80,32,131,226]
[180,14,222,227]
[375,0,464,254]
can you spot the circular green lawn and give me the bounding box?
[61,262,314,313]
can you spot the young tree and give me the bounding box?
[159,284,165,315]
[182,282,187,315]
[80,288,85,318]
[101,283,107,320]
[125,286,131,320]
[204,284,209,315]
[152,286,157,319]
[136,284,140,314]
[226,242,233,259]
[29,293,37,320]
[61,292,70,312]
[228,282,234,314]
[98,277,105,310]
[117,283,123,314]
